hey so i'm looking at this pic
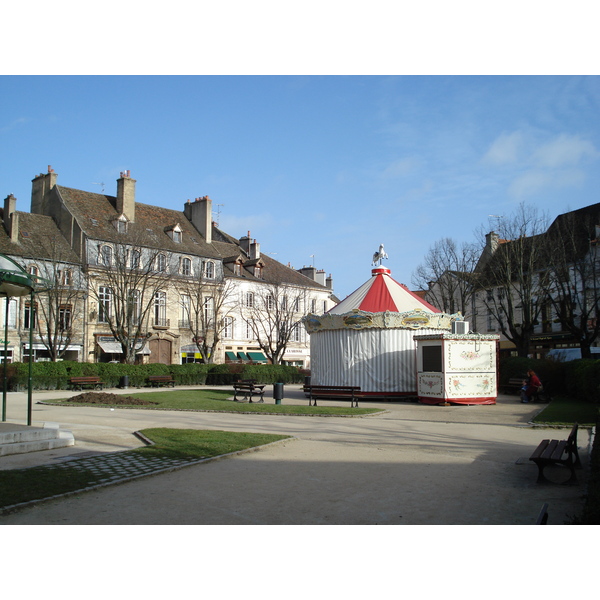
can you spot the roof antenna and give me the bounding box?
[92,182,106,193]
[214,203,224,227]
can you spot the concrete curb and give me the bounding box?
[0,436,296,515]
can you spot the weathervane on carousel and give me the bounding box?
[372,243,389,266]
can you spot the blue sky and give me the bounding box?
[2,75,599,299]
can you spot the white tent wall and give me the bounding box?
[309,327,445,393]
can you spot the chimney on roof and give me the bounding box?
[30,165,58,215]
[116,170,136,222]
[239,232,252,255]
[326,274,333,290]
[183,195,212,244]
[297,266,317,281]
[249,239,260,260]
[3,194,19,242]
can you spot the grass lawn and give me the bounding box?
[42,389,383,416]
[0,428,290,510]
[531,395,600,426]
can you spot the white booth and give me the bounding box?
[414,328,499,405]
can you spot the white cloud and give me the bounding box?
[0,117,29,133]
[485,131,599,199]
[379,157,419,179]
[531,134,598,168]
[482,131,524,165]
[509,168,586,199]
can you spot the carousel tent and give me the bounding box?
[303,267,457,397]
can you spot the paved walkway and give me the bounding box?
[0,385,594,524]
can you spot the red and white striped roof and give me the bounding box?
[328,267,440,315]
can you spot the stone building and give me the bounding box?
[1,166,335,366]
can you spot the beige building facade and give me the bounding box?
[1,166,335,367]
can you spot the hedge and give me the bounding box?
[499,355,600,401]
[17,356,600,398]
[5,361,302,391]
[6,361,210,391]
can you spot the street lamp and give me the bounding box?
[0,254,35,425]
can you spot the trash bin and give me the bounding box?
[120,375,129,389]
[273,382,284,405]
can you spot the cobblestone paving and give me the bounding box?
[53,452,204,485]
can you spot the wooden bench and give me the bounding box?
[529,423,582,484]
[504,377,525,394]
[303,385,362,408]
[148,375,175,387]
[69,376,105,391]
[503,377,549,402]
[233,380,265,403]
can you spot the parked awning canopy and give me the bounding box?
[97,340,150,355]
[237,352,249,361]
[97,340,122,354]
[247,351,267,363]
[24,343,81,351]
[225,351,238,361]
[181,344,200,353]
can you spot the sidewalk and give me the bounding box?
[0,385,593,524]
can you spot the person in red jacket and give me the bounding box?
[521,369,542,403]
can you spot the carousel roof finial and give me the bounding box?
[372,243,388,266]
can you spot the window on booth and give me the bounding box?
[422,346,442,372]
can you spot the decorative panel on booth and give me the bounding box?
[414,326,499,405]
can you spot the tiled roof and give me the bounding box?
[55,185,330,291]
[0,211,81,264]
[56,186,223,259]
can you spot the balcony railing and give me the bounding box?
[153,317,170,328]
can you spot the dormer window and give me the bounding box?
[233,263,242,276]
[112,214,129,233]
[166,224,183,243]
[254,265,263,278]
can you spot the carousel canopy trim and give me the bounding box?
[303,308,459,334]
[413,333,500,341]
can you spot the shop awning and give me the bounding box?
[97,340,122,354]
[237,352,249,362]
[181,344,200,353]
[24,343,81,351]
[247,351,267,363]
[97,340,151,355]
[225,351,238,361]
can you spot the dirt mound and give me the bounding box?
[66,392,158,406]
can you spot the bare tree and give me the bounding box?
[412,237,479,318]
[241,283,309,365]
[178,275,236,364]
[18,237,86,362]
[87,232,174,364]
[475,204,549,357]
[541,209,600,359]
